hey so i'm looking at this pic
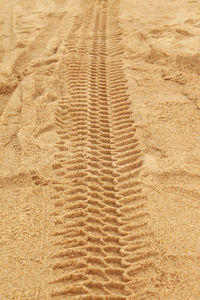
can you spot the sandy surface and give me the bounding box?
[0,0,200,299]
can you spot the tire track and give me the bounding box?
[49,0,157,298]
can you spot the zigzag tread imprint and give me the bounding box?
[48,0,157,299]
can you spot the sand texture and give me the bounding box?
[0,0,200,299]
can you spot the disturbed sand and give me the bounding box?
[0,0,200,299]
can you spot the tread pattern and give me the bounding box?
[49,0,156,298]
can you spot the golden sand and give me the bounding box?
[0,0,200,299]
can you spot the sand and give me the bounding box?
[0,0,200,299]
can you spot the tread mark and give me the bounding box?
[49,0,156,298]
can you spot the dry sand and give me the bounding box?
[0,0,200,299]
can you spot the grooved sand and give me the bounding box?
[0,0,200,299]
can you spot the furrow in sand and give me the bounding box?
[49,0,156,298]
